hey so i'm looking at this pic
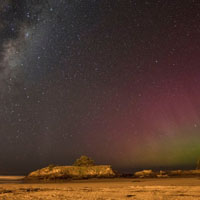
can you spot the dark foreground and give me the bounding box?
[0,177,200,200]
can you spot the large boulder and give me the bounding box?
[26,165,116,180]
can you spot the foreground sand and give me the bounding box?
[0,177,200,199]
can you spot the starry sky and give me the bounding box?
[0,0,200,174]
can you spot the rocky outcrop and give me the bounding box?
[26,165,116,180]
[156,170,169,178]
[169,169,200,177]
[134,169,200,178]
[134,170,155,178]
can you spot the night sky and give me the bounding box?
[0,0,200,174]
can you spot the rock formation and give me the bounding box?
[27,165,116,180]
[134,170,155,178]
[26,156,115,180]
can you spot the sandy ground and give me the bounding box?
[0,177,200,200]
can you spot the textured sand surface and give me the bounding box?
[0,178,200,199]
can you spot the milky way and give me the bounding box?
[0,0,200,174]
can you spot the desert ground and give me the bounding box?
[0,177,200,200]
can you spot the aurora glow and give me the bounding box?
[0,1,200,174]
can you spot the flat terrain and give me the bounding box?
[0,177,200,199]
